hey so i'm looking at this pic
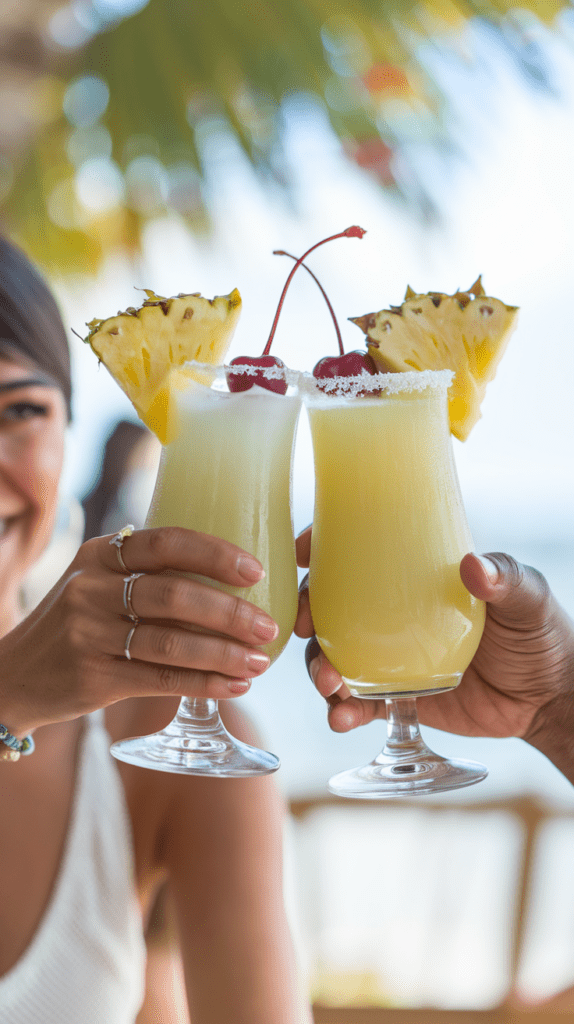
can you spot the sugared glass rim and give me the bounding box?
[183,361,453,400]
[181,360,300,395]
[299,367,453,402]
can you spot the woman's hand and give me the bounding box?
[0,527,278,737]
[295,526,574,779]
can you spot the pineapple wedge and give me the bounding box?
[350,278,518,440]
[85,288,242,443]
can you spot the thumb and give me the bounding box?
[460,552,551,627]
[296,524,312,568]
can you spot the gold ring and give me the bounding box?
[109,524,135,573]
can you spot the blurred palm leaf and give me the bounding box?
[0,0,571,273]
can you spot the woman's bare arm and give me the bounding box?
[160,706,312,1024]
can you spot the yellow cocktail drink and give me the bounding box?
[110,369,301,776]
[308,371,485,697]
[147,378,301,663]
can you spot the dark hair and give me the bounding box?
[82,419,150,541]
[0,236,72,418]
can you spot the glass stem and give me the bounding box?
[380,698,432,760]
[176,697,227,735]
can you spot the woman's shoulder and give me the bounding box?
[104,695,180,748]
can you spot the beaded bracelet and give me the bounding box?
[0,724,35,763]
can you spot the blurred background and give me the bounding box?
[1,0,574,1019]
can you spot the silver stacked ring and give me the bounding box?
[124,624,138,661]
[123,573,145,623]
[110,527,142,660]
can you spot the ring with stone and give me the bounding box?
[109,524,135,573]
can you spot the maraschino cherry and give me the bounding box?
[226,227,367,395]
[313,347,377,381]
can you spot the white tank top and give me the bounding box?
[0,711,147,1022]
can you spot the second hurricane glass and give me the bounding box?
[305,369,488,798]
[111,366,301,775]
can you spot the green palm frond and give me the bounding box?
[1,0,571,274]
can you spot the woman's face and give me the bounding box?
[0,357,67,607]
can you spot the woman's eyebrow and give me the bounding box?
[0,377,53,393]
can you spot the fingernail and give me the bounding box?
[309,657,320,683]
[477,555,499,583]
[246,651,270,673]
[236,554,265,582]
[253,616,279,642]
[228,680,251,694]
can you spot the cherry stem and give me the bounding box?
[263,226,366,356]
[274,251,344,355]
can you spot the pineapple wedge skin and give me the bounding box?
[86,289,241,443]
[351,282,519,441]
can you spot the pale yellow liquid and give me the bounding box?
[147,382,301,662]
[308,386,485,696]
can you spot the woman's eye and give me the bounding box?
[2,402,49,422]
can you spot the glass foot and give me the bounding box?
[328,697,487,799]
[110,697,279,776]
[329,750,487,799]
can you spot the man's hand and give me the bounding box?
[296,526,574,780]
